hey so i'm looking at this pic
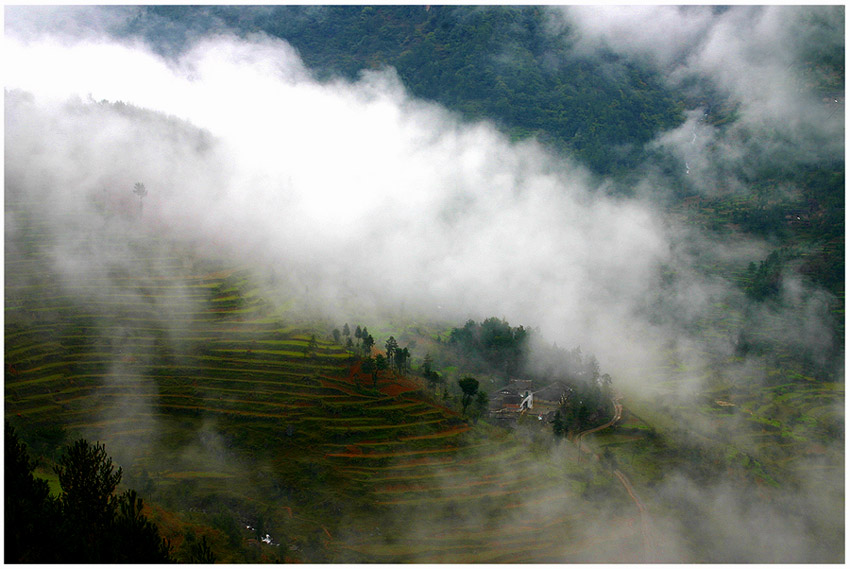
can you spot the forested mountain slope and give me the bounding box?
[126,5,685,175]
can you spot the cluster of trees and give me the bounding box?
[525,342,601,384]
[332,323,376,359]
[383,335,412,374]
[551,374,612,438]
[331,316,614,428]
[5,423,202,563]
[329,314,623,433]
[332,323,495,422]
[443,316,616,428]
[446,316,602,383]
[744,248,788,301]
[447,317,530,377]
[334,324,416,389]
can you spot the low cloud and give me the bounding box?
[5,7,843,563]
[5,30,683,387]
[560,5,843,194]
[6,6,841,393]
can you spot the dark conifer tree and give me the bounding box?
[363,334,375,357]
[5,426,174,563]
[385,336,398,370]
[5,423,60,563]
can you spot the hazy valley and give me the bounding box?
[5,5,844,563]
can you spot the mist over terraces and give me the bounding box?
[5,5,844,563]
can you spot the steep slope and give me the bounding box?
[5,194,641,562]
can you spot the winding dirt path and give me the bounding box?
[612,468,657,561]
[573,395,657,561]
[575,397,622,455]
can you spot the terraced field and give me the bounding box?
[9,201,840,563]
[5,202,638,562]
[578,344,844,561]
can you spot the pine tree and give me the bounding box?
[5,423,60,563]
[132,182,147,216]
[422,353,434,377]
[552,412,565,438]
[5,427,174,563]
[55,439,124,559]
[385,336,398,370]
[363,334,375,357]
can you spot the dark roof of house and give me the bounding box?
[533,381,573,402]
[491,386,519,398]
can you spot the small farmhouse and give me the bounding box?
[488,379,573,427]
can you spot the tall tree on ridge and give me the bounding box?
[385,336,398,370]
[132,182,147,216]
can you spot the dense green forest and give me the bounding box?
[127,5,685,175]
